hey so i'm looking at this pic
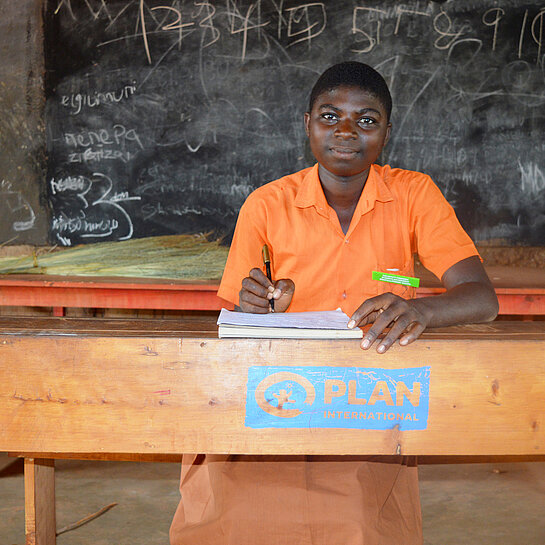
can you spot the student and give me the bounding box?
[170,62,499,545]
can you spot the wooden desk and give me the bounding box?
[1,318,544,544]
[0,264,543,315]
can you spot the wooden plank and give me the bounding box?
[9,452,545,464]
[495,292,545,315]
[0,316,543,338]
[0,284,231,311]
[0,275,231,311]
[0,316,219,337]
[1,325,544,456]
[12,452,183,463]
[24,458,55,545]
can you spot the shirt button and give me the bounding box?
[344,239,349,244]
[342,291,347,299]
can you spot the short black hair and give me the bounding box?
[308,62,392,121]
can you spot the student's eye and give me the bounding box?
[321,113,338,122]
[358,117,376,127]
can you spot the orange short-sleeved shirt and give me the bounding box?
[218,163,478,313]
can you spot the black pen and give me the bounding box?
[262,244,274,312]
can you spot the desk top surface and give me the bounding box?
[0,316,543,340]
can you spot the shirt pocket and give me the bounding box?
[375,258,416,300]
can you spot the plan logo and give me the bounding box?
[254,372,316,418]
[245,366,430,430]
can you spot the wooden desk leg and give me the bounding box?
[24,458,56,545]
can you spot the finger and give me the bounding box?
[272,279,296,313]
[241,275,272,299]
[359,309,397,349]
[239,275,272,309]
[239,301,271,313]
[249,267,274,289]
[375,315,414,353]
[272,278,295,300]
[399,321,427,346]
[348,294,394,328]
[359,300,408,348]
[239,289,271,312]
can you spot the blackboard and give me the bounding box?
[42,0,545,246]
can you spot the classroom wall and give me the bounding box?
[0,0,48,245]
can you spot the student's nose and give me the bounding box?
[334,118,357,139]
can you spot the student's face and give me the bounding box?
[304,85,391,180]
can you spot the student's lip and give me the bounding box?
[330,146,360,156]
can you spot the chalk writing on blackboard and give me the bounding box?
[60,85,137,116]
[50,172,140,246]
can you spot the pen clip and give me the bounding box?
[262,244,270,265]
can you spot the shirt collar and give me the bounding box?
[294,164,330,218]
[355,164,394,216]
[294,164,394,217]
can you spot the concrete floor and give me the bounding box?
[1,454,544,544]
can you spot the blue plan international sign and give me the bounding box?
[245,366,431,430]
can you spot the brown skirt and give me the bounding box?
[170,454,422,545]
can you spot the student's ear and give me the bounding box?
[384,122,392,146]
[304,112,310,137]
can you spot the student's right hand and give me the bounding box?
[238,268,295,313]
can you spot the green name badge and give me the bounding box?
[372,271,420,288]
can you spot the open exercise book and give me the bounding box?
[217,308,363,339]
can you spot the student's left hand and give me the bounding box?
[347,256,499,353]
[347,293,432,353]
